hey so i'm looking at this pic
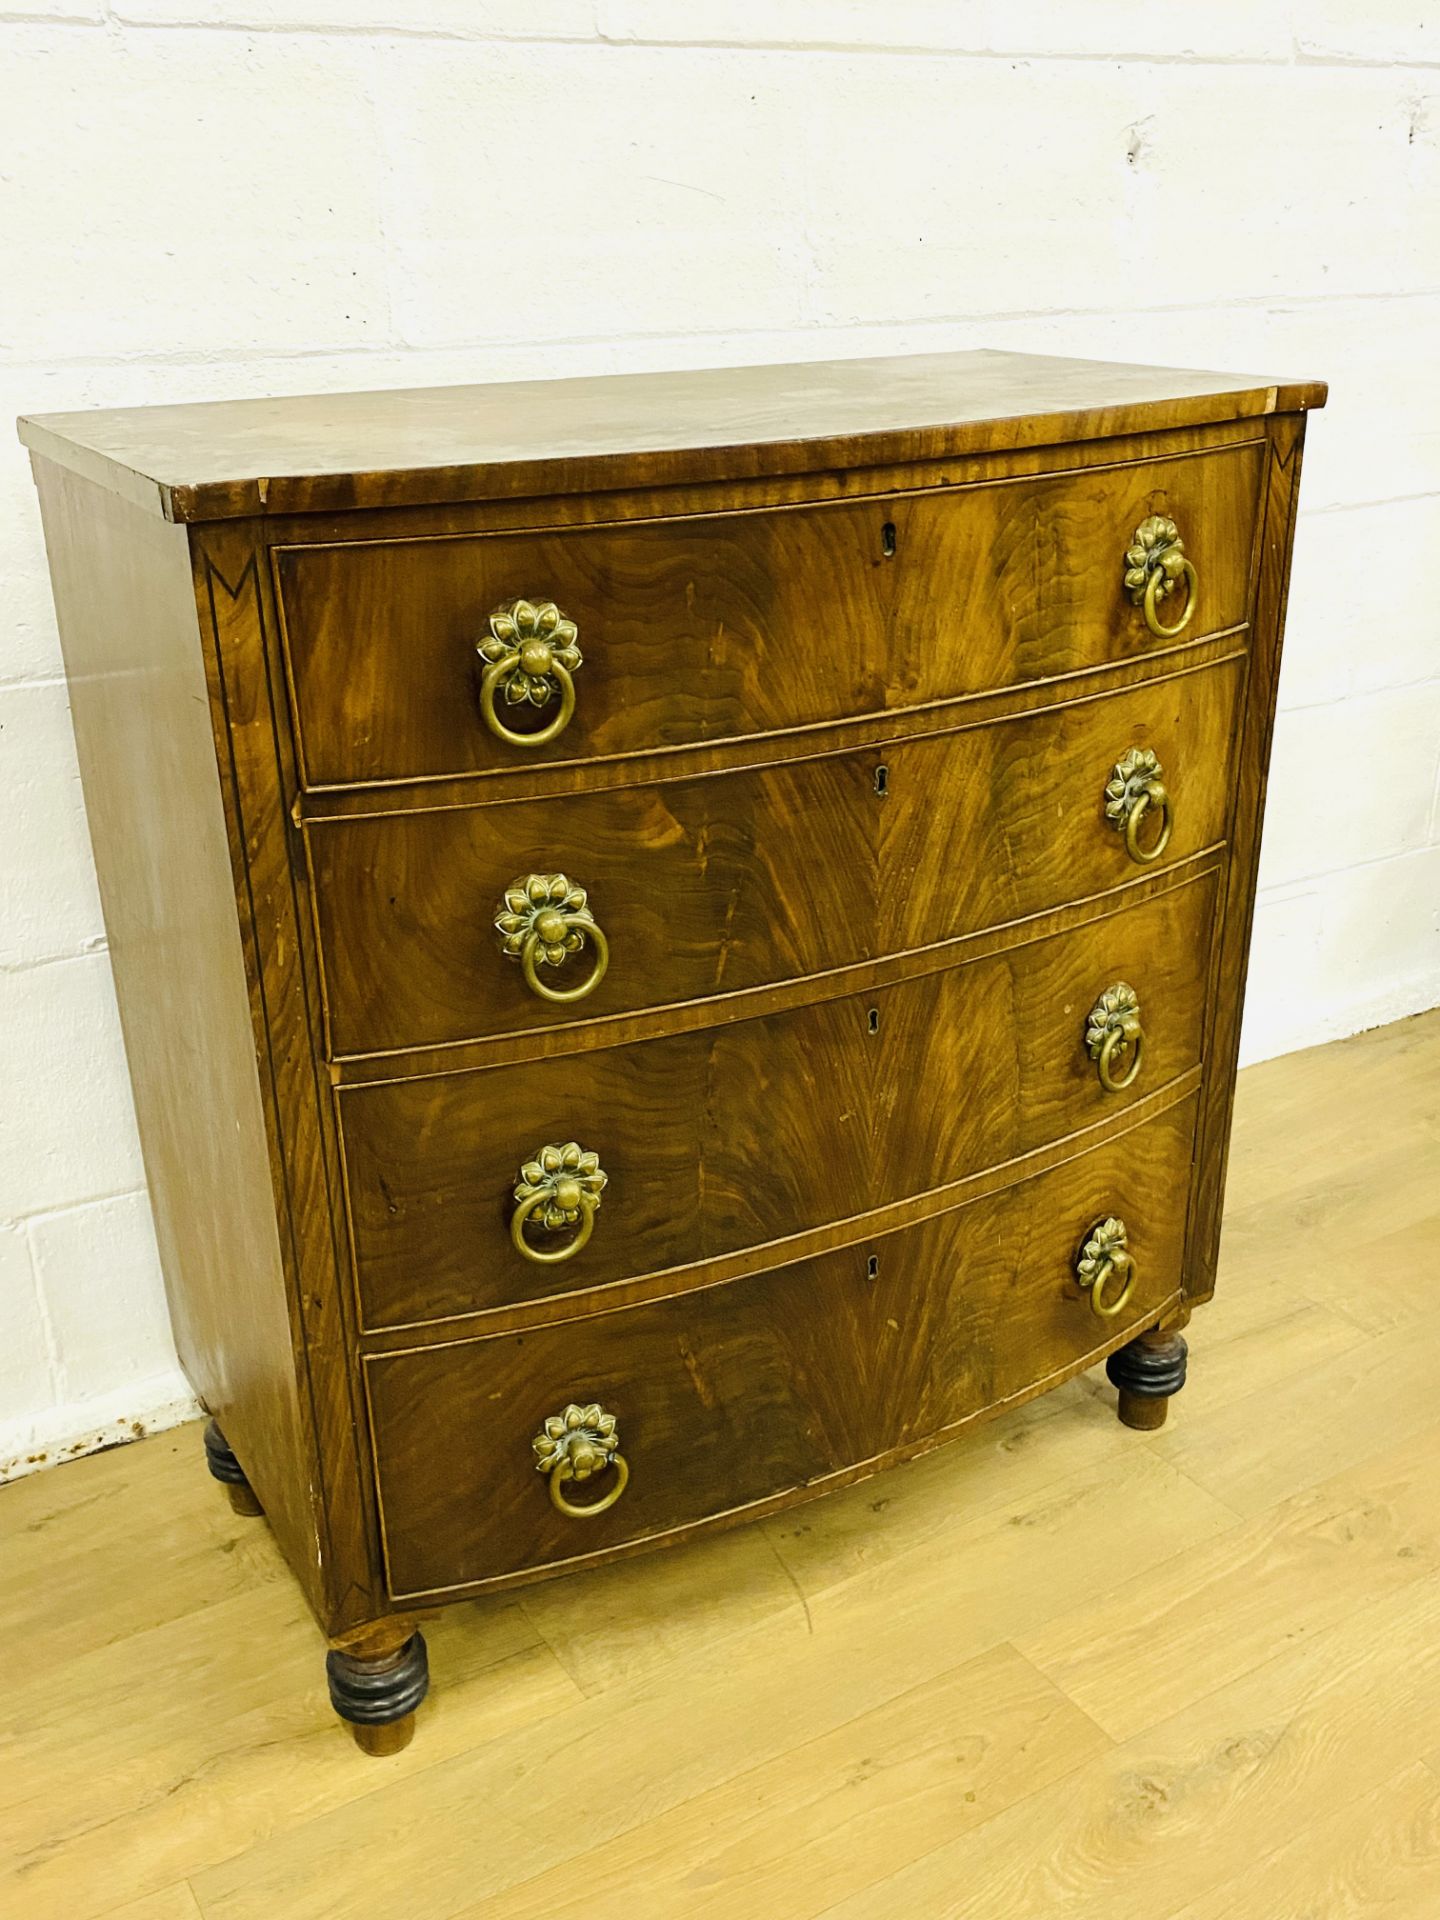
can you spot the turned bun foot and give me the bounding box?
[352,1717,416,1757]
[1106,1328,1188,1430]
[326,1629,429,1756]
[203,1419,264,1516]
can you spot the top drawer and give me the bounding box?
[274,440,1264,789]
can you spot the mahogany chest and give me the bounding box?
[20,350,1325,1752]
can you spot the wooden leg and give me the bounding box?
[352,1719,417,1758]
[1106,1326,1189,1430]
[202,1418,264,1516]
[326,1621,429,1757]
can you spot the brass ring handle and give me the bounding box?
[1076,1216,1137,1320]
[1089,1250,1135,1318]
[1098,1023,1145,1092]
[1124,782,1173,864]
[511,1188,599,1263]
[1105,750,1174,866]
[549,1454,629,1519]
[510,1142,607,1265]
[480,654,576,747]
[522,922,609,1003]
[533,1403,629,1519]
[1143,558,1198,639]
[476,598,583,749]
[1086,983,1145,1093]
[496,874,610,1005]
[1125,515,1198,641]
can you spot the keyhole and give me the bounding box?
[867,1254,880,1279]
[874,764,889,797]
[867,1007,880,1035]
[881,521,897,558]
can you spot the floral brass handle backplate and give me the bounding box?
[495,872,609,1004]
[1124,515,1198,640]
[1075,1215,1136,1320]
[477,598,584,747]
[1086,982,1145,1093]
[1104,747,1173,865]
[511,1142,607,1265]
[533,1402,629,1519]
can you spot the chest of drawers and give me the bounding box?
[21,350,1325,1753]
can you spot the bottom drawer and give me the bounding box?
[366,1095,1197,1601]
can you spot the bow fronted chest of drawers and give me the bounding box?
[21,350,1325,1752]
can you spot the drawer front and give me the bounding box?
[311,654,1241,1057]
[365,1096,1197,1599]
[278,442,1263,787]
[341,870,1217,1328]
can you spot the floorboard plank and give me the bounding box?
[818,1568,1440,1919]
[1168,1761,1440,1920]
[460,1645,1109,1920]
[1016,1417,1440,1741]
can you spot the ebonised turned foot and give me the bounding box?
[203,1418,265,1516]
[1106,1328,1188,1430]
[326,1628,429,1756]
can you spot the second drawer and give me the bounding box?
[339,868,1217,1329]
[310,654,1241,1057]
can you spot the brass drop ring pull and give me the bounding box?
[533,1403,629,1519]
[1125,515,1198,640]
[1144,561,1198,638]
[477,598,584,748]
[511,1142,607,1265]
[1105,748,1174,866]
[495,873,610,1005]
[1086,982,1145,1093]
[1075,1216,1136,1320]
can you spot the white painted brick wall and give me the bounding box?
[2,5,1438,1476]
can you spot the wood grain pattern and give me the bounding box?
[353,1074,1200,1352]
[309,654,1242,1058]
[475,1641,1112,1920]
[275,440,1263,786]
[1169,1762,1440,1920]
[364,1097,1196,1602]
[326,853,1221,1085]
[820,1442,1440,1920]
[17,347,1325,522]
[339,869,1217,1328]
[1016,1408,1440,1744]
[102,1887,206,1920]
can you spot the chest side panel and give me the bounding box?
[29,463,325,1609]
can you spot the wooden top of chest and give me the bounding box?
[18,348,1325,527]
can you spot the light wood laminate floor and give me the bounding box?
[4,1009,1439,1920]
